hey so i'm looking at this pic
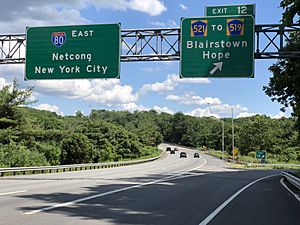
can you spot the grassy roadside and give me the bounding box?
[204,149,300,170]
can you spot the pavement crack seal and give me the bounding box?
[23,155,207,215]
[198,174,280,225]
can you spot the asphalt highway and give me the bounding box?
[0,144,299,225]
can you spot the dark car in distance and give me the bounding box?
[180,152,187,158]
[194,153,200,158]
[170,150,176,154]
[174,147,179,151]
[166,147,171,151]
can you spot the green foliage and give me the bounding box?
[61,133,94,164]
[280,0,300,25]
[92,139,115,162]
[271,146,300,163]
[35,142,61,165]
[140,146,160,158]
[248,151,256,158]
[0,79,35,129]
[0,128,19,144]
[75,110,84,118]
[237,116,278,155]
[263,0,300,143]
[0,142,49,167]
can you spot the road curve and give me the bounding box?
[0,144,299,225]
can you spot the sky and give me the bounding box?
[0,0,292,118]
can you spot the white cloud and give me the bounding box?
[0,65,24,81]
[153,105,174,114]
[119,103,173,114]
[91,0,167,16]
[186,108,220,118]
[139,78,175,94]
[150,19,178,27]
[179,4,187,10]
[120,103,148,111]
[185,102,250,118]
[0,64,137,107]
[127,0,167,16]
[0,0,167,33]
[271,111,288,119]
[238,111,291,119]
[209,104,248,115]
[0,77,10,89]
[139,74,210,95]
[166,93,221,106]
[29,79,137,105]
[0,7,89,33]
[177,77,211,84]
[35,103,64,116]
[150,21,166,27]
[238,112,257,118]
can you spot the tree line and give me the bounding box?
[90,109,300,163]
[0,81,159,167]
[0,80,299,168]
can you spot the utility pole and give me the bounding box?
[222,120,225,160]
[232,108,235,163]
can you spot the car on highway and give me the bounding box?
[194,153,200,158]
[180,152,187,158]
[166,147,171,151]
[170,150,176,154]
[174,147,179,151]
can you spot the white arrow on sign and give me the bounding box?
[210,62,223,75]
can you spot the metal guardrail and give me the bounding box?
[282,172,300,190]
[0,153,162,177]
[205,151,300,168]
[246,163,300,167]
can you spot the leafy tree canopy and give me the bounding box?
[0,79,35,129]
[263,0,300,142]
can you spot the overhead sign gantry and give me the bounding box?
[0,4,298,79]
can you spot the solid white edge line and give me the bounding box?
[280,177,300,202]
[23,153,207,215]
[198,174,279,225]
[0,190,28,196]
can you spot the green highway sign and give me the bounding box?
[25,24,120,80]
[205,4,255,17]
[180,16,254,78]
[256,150,266,159]
[256,150,267,163]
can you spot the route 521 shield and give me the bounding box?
[51,32,67,47]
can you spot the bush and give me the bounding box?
[248,151,256,158]
[61,133,94,164]
[140,146,160,158]
[36,142,61,165]
[0,142,49,167]
[277,147,300,163]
